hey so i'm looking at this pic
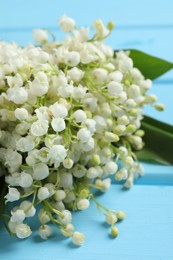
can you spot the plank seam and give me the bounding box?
[1,24,173,32]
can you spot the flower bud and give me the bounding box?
[123,156,133,166]
[128,135,143,150]
[107,81,123,95]
[103,161,118,175]
[67,67,84,82]
[87,167,99,179]
[102,147,112,157]
[77,199,90,210]
[105,131,119,142]
[115,168,128,181]
[111,226,119,237]
[79,189,89,198]
[14,108,28,121]
[117,115,129,125]
[128,108,138,116]
[92,68,108,83]
[106,213,117,225]
[118,57,133,71]
[128,84,140,98]
[49,102,68,118]
[77,128,91,143]
[114,125,126,135]
[118,146,128,157]
[126,124,136,134]
[54,190,66,202]
[146,94,157,104]
[58,210,72,225]
[37,187,50,201]
[107,21,115,31]
[65,223,74,234]
[63,158,74,169]
[114,172,123,181]
[101,178,111,191]
[73,109,87,123]
[124,176,133,188]
[116,211,126,220]
[107,71,123,82]
[126,98,136,108]
[72,231,85,246]
[135,129,145,137]
[92,154,100,165]
[154,103,165,111]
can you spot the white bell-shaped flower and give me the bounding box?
[58,15,75,32]
[15,223,32,239]
[38,225,52,240]
[5,187,20,202]
[58,209,72,225]
[72,232,85,246]
[77,199,90,210]
[51,117,65,132]
[20,201,36,217]
[18,172,33,188]
[37,187,50,201]
[14,108,28,121]
[33,163,49,180]
[10,209,26,224]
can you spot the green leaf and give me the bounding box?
[0,176,6,219]
[128,49,173,80]
[0,163,7,220]
[136,116,173,165]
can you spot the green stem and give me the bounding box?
[88,183,104,191]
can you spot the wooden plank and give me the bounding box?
[0,0,173,28]
[0,185,173,260]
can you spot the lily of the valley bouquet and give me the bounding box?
[0,16,173,246]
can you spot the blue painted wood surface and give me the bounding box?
[0,1,173,259]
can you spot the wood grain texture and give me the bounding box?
[0,185,173,260]
[0,0,173,28]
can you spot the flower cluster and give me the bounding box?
[0,16,162,245]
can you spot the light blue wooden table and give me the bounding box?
[0,1,173,259]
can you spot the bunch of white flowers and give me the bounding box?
[0,15,162,246]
